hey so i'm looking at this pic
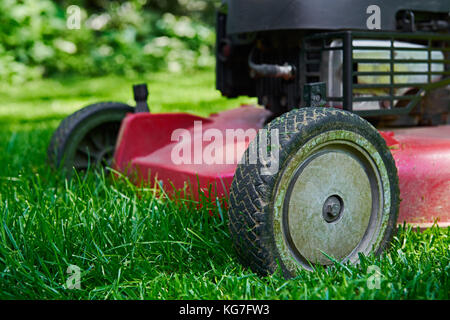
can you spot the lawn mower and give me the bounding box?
[48,0,450,277]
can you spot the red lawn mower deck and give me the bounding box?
[114,105,450,229]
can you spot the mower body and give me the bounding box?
[113,1,450,227]
[47,0,450,276]
[114,107,450,228]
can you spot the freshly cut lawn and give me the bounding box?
[0,69,448,299]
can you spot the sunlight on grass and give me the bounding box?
[0,69,256,122]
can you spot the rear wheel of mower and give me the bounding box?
[228,107,399,277]
[48,102,133,173]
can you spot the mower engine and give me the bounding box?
[217,0,450,125]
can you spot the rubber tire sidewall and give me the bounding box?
[48,102,133,172]
[228,107,399,278]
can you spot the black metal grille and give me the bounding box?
[302,31,450,117]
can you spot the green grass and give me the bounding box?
[0,69,448,299]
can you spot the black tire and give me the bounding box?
[48,102,134,173]
[228,107,399,277]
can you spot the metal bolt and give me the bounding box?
[323,195,343,222]
[328,202,341,217]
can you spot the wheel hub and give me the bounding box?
[95,145,115,167]
[278,138,384,270]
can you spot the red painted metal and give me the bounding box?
[382,126,450,228]
[114,106,450,228]
[114,106,271,200]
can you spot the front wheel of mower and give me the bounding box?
[48,102,133,174]
[228,107,399,277]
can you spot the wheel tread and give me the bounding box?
[228,107,400,277]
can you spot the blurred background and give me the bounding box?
[0,0,218,83]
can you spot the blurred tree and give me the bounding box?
[55,0,218,25]
[0,0,218,82]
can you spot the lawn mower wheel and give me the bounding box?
[228,107,400,277]
[48,102,133,173]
